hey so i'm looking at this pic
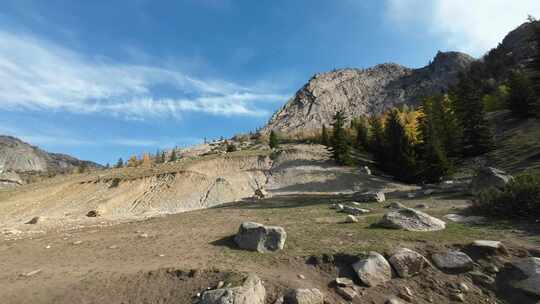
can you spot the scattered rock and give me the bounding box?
[457,282,470,293]
[108,245,118,249]
[443,214,486,224]
[254,188,268,199]
[353,191,386,203]
[385,297,405,304]
[72,240,83,245]
[449,292,465,302]
[352,251,392,287]
[25,217,40,225]
[469,271,496,288]
[407,193,416,198]
[432,251,474,272]
[341,206,370,216]
[345,215,359,223]
[360,166,372,175]
[386,202,406,209]
[86,210,100,217]
[388,248,430,278]
[201,274,265,304]
[336,286,357,301]
[216,281,224,289]
[423,189,435,196]
[510,257,540,296]
[335,277,354,287]
[470,240,509,256]
[234,222,286,253]
[139,233,149,238]
[470,167,513,195]
[378,208,446,231]
[298,274,305,280]
[415,203,428,209]
[283,288,324,304]
[22,269,42,277]
[398,286,413,302]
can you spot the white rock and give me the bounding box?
[388,248,429,278]
[284,288,324,304]
[352,252,392,287]
[201,274,266,304]
[378,208,446,231]
[345,215,359,223]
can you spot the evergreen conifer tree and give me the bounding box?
[507,71,535,118]
[269,130,279,149]
[115,158,123,168]
[355,116,369,151]
[368,116,386,163]
[169,149,177,162]
[452,73,494,156]
[383,109,418,182]
[417,97,453,183]
[330,110,353,166]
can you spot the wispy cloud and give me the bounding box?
[0,30,286,119]
[385,0,540,56]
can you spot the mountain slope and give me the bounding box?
[0,135,101,174]
[263,51,473,134]
[264,21,538,134]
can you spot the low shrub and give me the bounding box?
[471,170,540,218]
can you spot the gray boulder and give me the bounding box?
[234,222,286,253]
[283,288,324,304]
[353,191,386,203]
[388,248,429,278]
[201,274,265,304]
[352,251,392,287]
[432,251,473,272]
[470,167,513,195]
[378,208,446,231]
[510,257,540,296]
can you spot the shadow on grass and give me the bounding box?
[209,235,243,251]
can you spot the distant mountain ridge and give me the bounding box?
[0,135,101,174]
[263,21,538,134]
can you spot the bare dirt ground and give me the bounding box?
[1,192,539,304]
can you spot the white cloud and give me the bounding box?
[386,0,540,56]
[0,30,287,119]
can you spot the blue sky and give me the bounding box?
[1,0,539,165]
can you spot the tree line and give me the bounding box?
[323,19,540,183]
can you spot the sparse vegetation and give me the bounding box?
[269,130,279,149]
[472,170,540,218]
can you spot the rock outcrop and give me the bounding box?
[234,222,286,253]
[378,208,446,231]
[201,274,266,304]
[470,167,513,195]
[0,135,101,174]
[263,52,473,134]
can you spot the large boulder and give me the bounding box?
[283,288,324,304]
[510,257,540,296]
[234,222,286,253]
[388,248,429,278]
[353,191,386,203]
[352,252,392,287]
[378,208,446,231]
[431,251,474,272]
[470,167,513,195]
[201,274,266,304]
[470,240,509,256]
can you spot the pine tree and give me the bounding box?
[169,149,177,162]
[330,110,353,166]
[368,115,386,163]
[452,73,494,156]
[355,116,369,151]
[269,130,279,149]
[383,109,418,182]
[507,71,536,118]
[115,158,124,168]
[417,97,453,183]
[321,124,330,146]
